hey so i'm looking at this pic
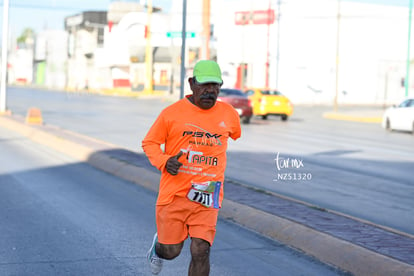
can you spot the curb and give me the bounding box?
[1,114,413,276]
[323,112,382,123]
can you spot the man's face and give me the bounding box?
[189,77,222,110]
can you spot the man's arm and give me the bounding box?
[141,115,172,172]
[230,109,242,140]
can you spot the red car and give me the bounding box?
[218,88,253,124]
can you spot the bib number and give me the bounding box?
[187,181,221,208]
[188,189,213,207]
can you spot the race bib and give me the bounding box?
[187,181,221,208]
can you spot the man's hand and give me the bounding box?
[166,151,183,175]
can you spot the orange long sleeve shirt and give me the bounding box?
[142,96,241,207]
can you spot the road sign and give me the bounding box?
[166,31,196,38]
[235,10,275,25]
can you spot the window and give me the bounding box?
[261,90,282,96]
[246,90,254,96]
[398,100,411,108]
[220,89,245,97]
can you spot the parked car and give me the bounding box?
[244,88,293,121]
[218,88,253,124]
[382,97,414,134]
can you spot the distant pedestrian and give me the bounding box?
[142,60,242,275]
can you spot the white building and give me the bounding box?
[7,48,33,85]
[213,0,410,104]
[20,0,413,104]
[34,30,68,89]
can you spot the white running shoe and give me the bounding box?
[146,233,163,275]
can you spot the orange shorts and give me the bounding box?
[156,196,219,245]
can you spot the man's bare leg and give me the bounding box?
[189,238,210,276]
[157,242,184,260]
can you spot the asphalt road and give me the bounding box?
[5,87,414,235]
[0,121,350,275]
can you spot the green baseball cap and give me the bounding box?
[193,60,223,84]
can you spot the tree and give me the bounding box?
[17,28,35,47]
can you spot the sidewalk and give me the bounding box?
[223,181,414,275]
[0,112,413,276]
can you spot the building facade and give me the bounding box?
[215,0,410,105]
[6,0,413,104]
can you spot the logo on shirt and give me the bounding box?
[181,149,218,166]
[182,131,221,139]
[182,123,223,146]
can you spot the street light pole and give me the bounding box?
[406,0,413,98]
[334,0,341,112]
[144,0,153,94]
[179,0,187,99]
[1,0,10,113]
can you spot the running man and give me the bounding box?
[142,60,241,275]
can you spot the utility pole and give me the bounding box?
[179,0,187,99]
[275,0,281,88]
[406,0,413,97]
[265,0,271,87]
[1,0,10,113]
[200,0,211,60]
[334,0,341,112]
[144,0,153,94]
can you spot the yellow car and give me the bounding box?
[245,88,293,121]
